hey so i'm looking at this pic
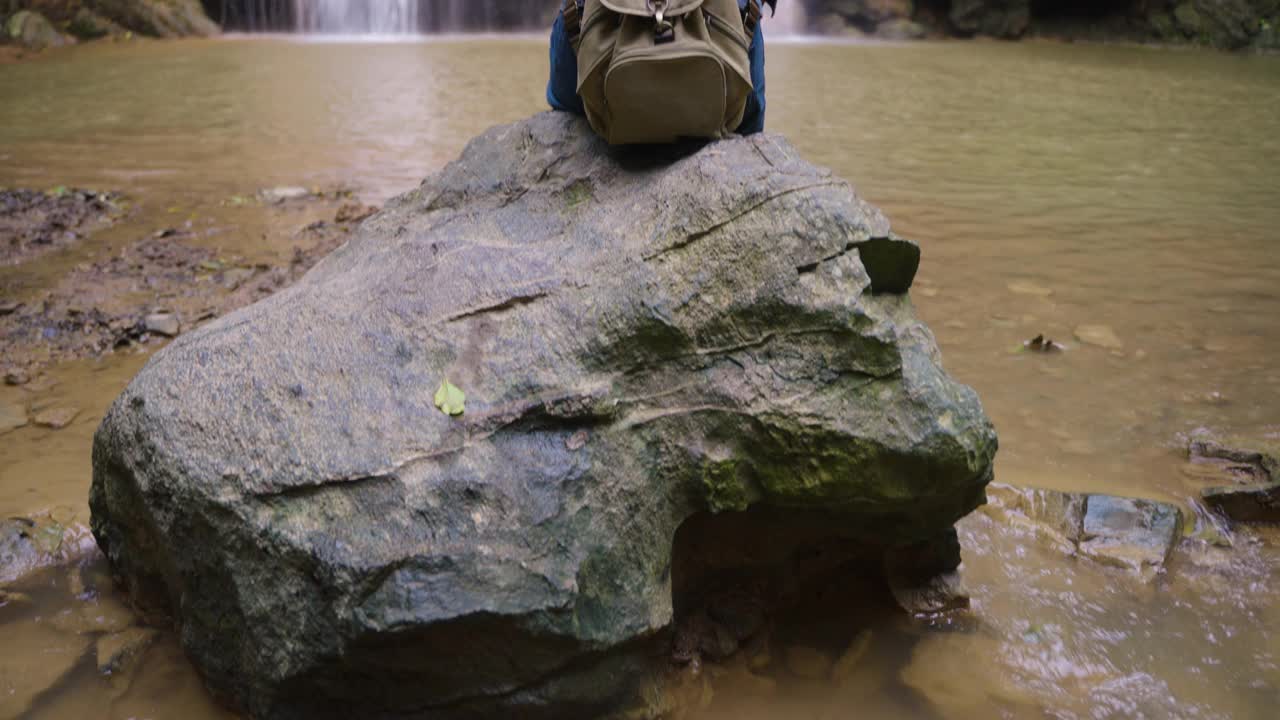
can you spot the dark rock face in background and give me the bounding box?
[90,112,997,719]
[804,0,1279,48]
[949,0,1030,38]
[1,0,217,44]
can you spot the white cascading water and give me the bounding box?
[765,1,806,37]
[281,0,803,35]
[294,0,420,34]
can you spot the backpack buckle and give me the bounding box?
[649,0,674,44]
[563,0,582,44]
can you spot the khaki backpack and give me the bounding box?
[564,0,760,145]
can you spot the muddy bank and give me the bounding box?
[1,188,125,267]
[0,187,374,382]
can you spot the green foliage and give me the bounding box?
[434,379,466,416]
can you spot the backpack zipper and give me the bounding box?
[702,9,750,51]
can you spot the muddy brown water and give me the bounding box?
[1,37,1278,719]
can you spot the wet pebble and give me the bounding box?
[33,406,80,429]
[4,368,30,386]
[1074,324,1123,350]
[144,312,180,337]
[260,186,310,203]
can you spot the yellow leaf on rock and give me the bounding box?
[434,379,466,416]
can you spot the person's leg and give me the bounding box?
[736,3,767,135]
[547,4,585,115]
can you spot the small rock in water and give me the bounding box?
[144,312,180,337]
[986,483,1180,580]
[0,401,28,435]
[1022,334,1065,353]
[1074,324,1123,350]
[1189,431,1280,523]
[4,368,31,386]
[1078,495,1181,580]
[0,300,21,316]
[1007,280,1053,297]
[1,515,96,585]
[1201,483,1280,524]
[33,406,80,429]
[888,571,970,616]
[260,186,310,203]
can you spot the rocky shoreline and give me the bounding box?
[0,185,375,393]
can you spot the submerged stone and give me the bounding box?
[985,483,1181,580]
[1190,431,1280,523]
[1079,495,1181,579]
[90,113,997,719]
[33,406,81,429]
[1,515,97,586]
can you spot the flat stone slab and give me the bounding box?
[1188,430,1280,523]
[1079,495,1181,577]
[986,483,1181,580]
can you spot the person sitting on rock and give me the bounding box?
[547,0,773,143]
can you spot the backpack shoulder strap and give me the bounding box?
[563,0,584,50]
[742,0,762,36]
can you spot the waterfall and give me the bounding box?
[294,0,419,34]
[765,1,806,37]
[213,1,802,35]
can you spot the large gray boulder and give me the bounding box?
[90,113,997,719]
